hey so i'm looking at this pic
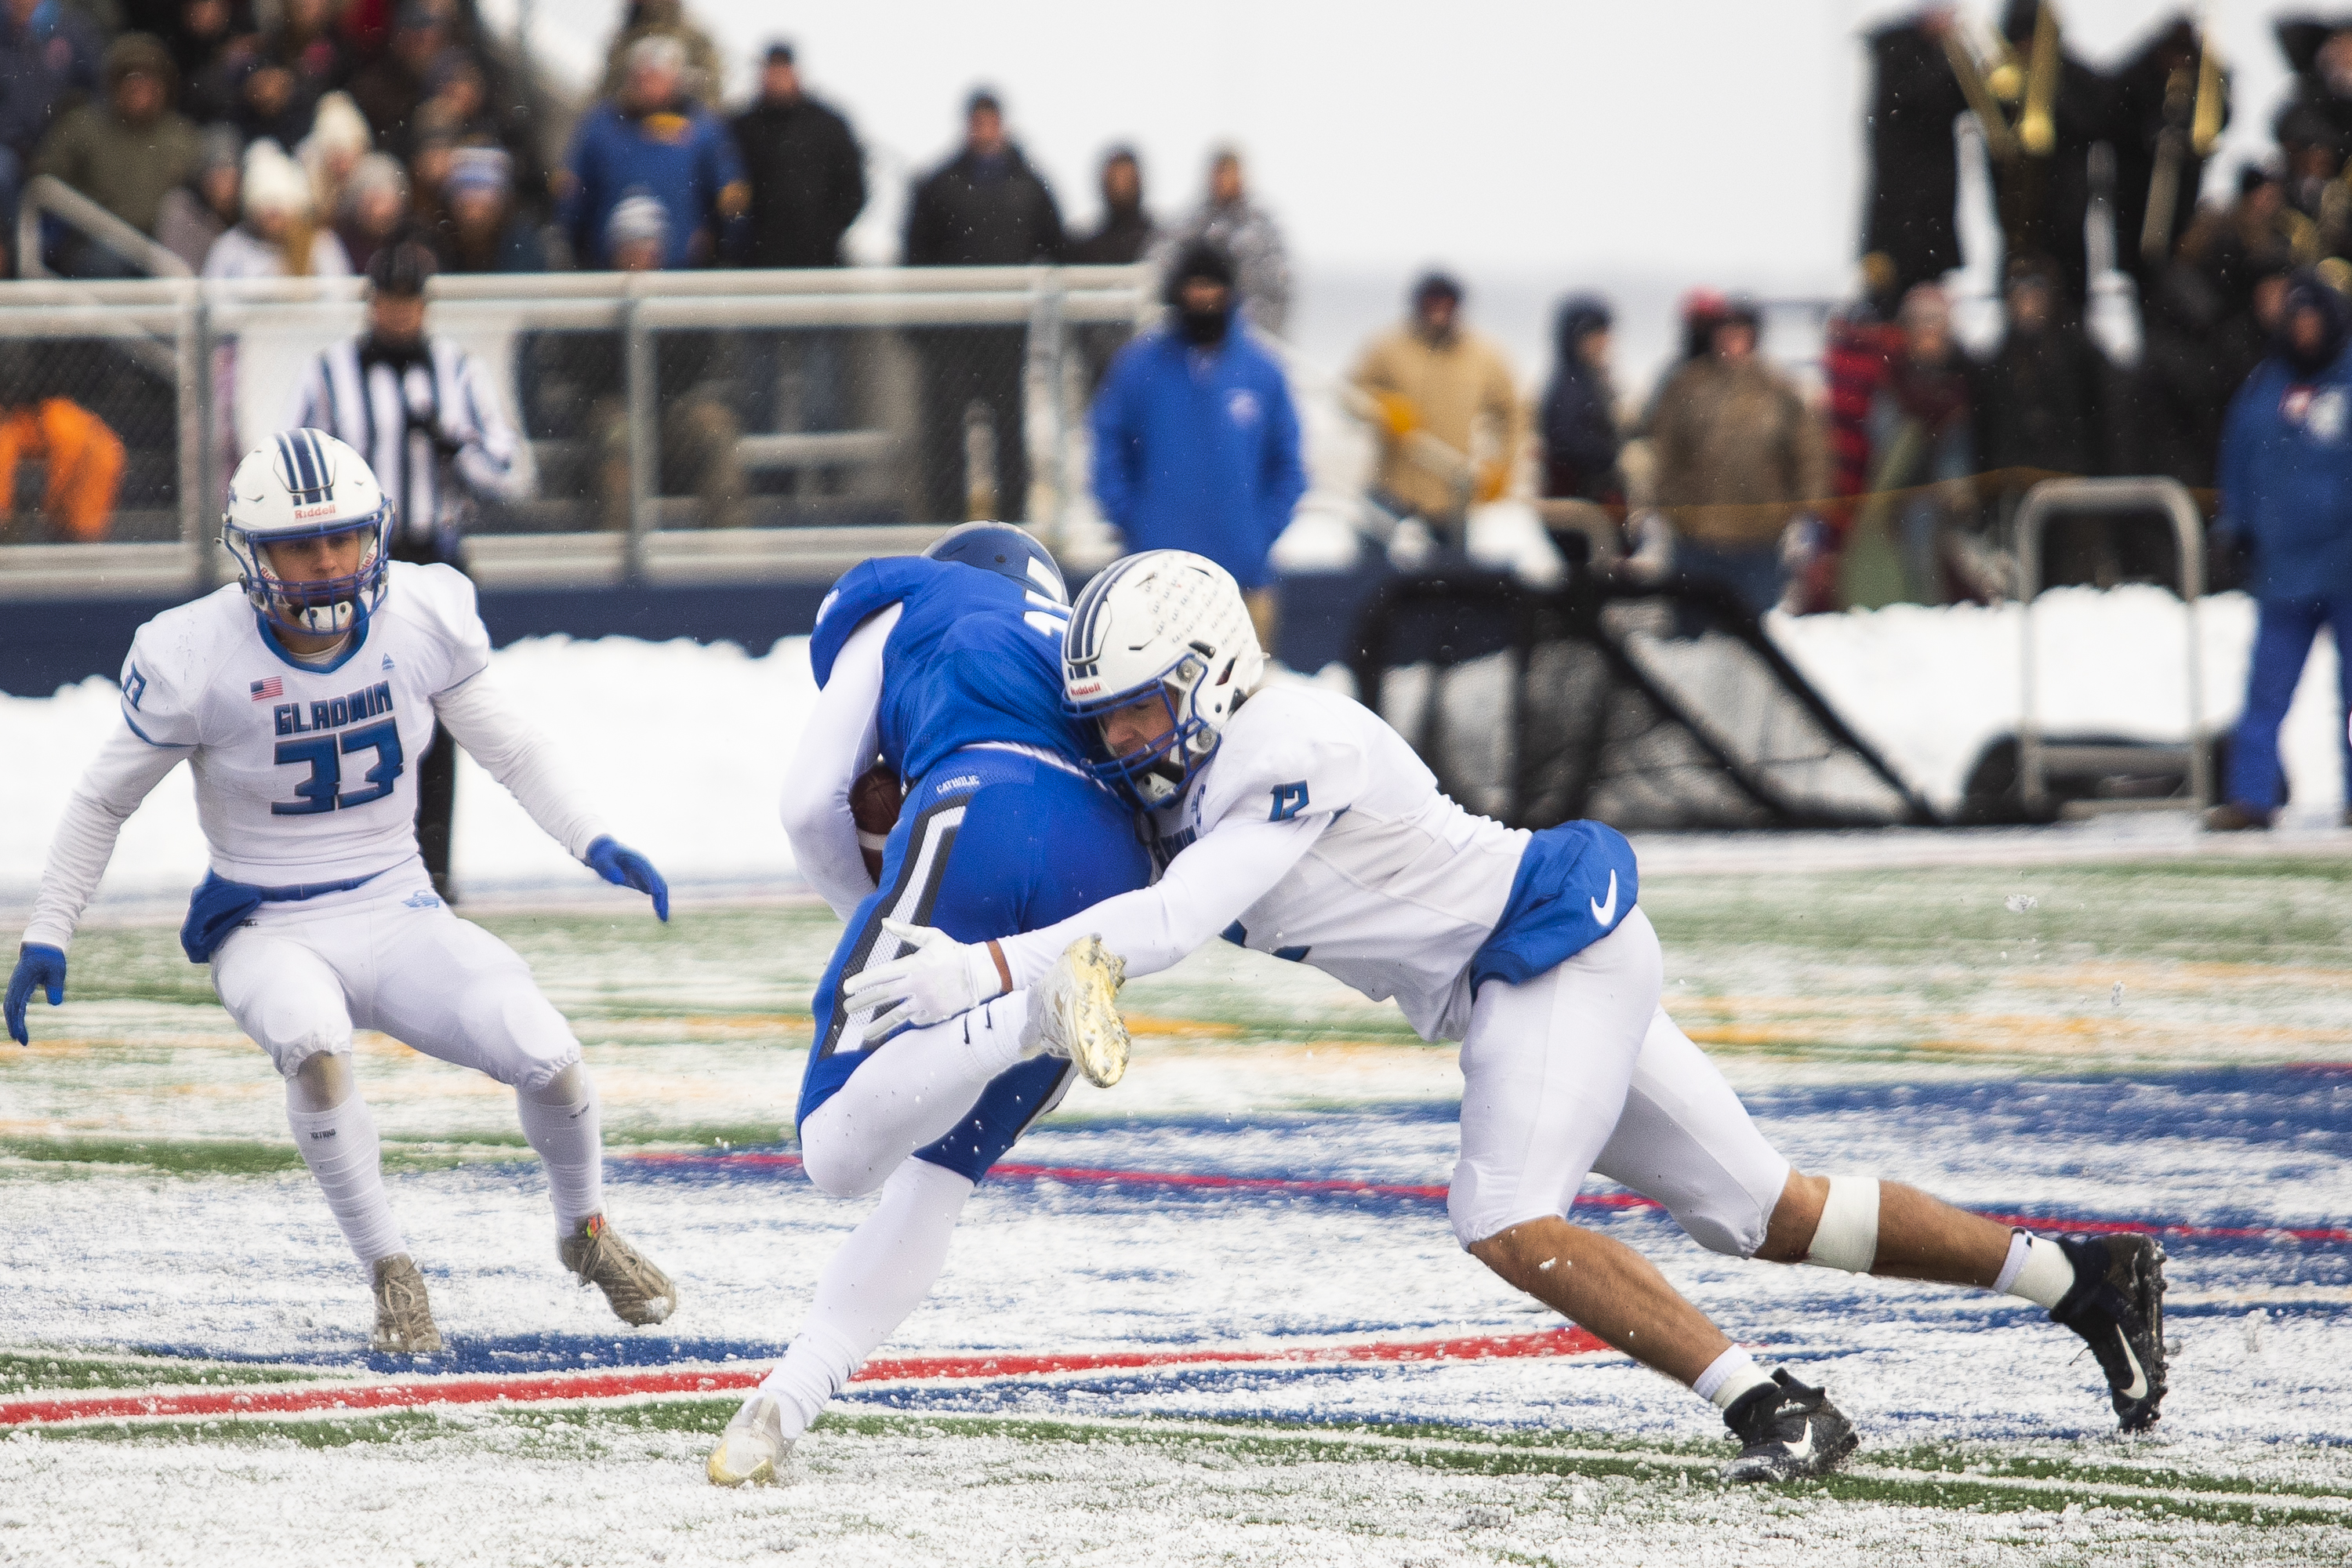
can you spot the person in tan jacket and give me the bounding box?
[1352,272,1526,527]
[1646,299,1828,615]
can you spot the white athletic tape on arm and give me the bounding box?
[1802,1175,1881,1273]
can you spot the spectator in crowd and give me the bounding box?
[2209,272,2352,832]
[1091,241,1305,655]
[731,42,863,268]
[1069,144,1157,394]
[1070,145,1154,265]
[1156,146,1288,336]
[524,194,745,532]
[433,145,541,273]
[2129,211,2257,496]
[1350,271,1524,530]
[208,38,317,149]
[405,122,456,234]
[1973,255,2107,576]
[162,0,251,108]
[0,0,106,268]
[33,31,201,273]
[345,2,447,153]
[902,87,1065,521]
[2274,20,2352,170]
[1646,298,1826,617]
[2106,17,2227,283]
[600,0,721,110]
[263,0,346,100]
[156,120,240,270]
[335,150,408,276]
[0,375,125,541]
[1858,282,1973,605]
[1807,254,1903,612]
[202,135,348,277]
[1859,9,1968,301]
[296,91,372,230]
[1986,0,2111,310]
[1538,293,1621,507]
[408,48,543,211]
[283,238,532,896]
[560,34,745,270]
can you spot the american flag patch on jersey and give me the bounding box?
[249,677,283,702]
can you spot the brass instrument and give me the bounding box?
[2019,1,2061,157]
[2142,15,2223,265]
[1940,24,2020,163]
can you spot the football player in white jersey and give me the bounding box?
[5,430,678,1355]
[840,550,2171,1482]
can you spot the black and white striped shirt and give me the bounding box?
[282,337,532,546]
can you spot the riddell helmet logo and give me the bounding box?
[292,503,342,519]
[1070,681,1103,697]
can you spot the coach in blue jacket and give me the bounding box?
[1091,241,1306,652]
[2212,273,2352,829]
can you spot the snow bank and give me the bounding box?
[0,635,819,912]
[2,586,2343,911]
[1771,586,2345,820]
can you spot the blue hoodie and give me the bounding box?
[2219,332,2352,601]
[1089,320,1306,591]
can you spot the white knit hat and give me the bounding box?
[242,139,312,220]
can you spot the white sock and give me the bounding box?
[1693,1346,1773,1411]
[759,1159,974,1438]
[797,995,1032,1198]
[516,1070,605,1232]
[1995,1230,2075,1309]
[287,1091,405,1269]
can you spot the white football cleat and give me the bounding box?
[706,1392,792,1486]
[369,1254,442,1356]
[1021,935,1131,1087]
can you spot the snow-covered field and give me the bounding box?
[4,586,2346,915]
[3,858,2349,1564]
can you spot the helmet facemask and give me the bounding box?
[1069,646,1228,808]
[225,510,393,640]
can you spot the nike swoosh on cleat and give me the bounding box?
[1590,870,1619,927]
[2115,1334,2149,1400]
[1780,1421,1816,1465]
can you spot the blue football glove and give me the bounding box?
[585,836,670,921]
[6,944,67,1046]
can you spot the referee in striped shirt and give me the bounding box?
[283,240,535,900]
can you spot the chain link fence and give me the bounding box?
[0,267,1150,600]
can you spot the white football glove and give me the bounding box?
[840,918,1005,1033]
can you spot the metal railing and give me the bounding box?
[16,175,194,282]
[2015,476,2211,816]
[0,264,1154,601]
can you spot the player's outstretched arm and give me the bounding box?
[431,676,667,919]
[844,811,1327,1031]
[11,718,191,1044]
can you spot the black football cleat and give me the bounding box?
[2050,1232,2168,1432]
[1720,1368,1860,1483]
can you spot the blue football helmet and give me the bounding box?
[924,522,1068,606]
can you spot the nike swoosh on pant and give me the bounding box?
[1589,869,1618,927]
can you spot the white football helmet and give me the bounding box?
[1063,550,1265,805]
[221,429,395,637]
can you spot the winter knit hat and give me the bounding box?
[241,140,312,220]
[605,192,670,251]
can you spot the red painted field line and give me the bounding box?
[0,1327,1606,1428]
[627,1151,2352,1247]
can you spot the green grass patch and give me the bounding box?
[28,1399,2343,1527]
[0,1350,331,1392]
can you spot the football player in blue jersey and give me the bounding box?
[705,524,1146,1486]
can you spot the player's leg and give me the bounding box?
[1454,910,1735,1383]
[1596,1007,2167,1430]
[358,899,675,1324]
[717,764,1145,1483]
[1453,909,1856,1480]
[211,922,438,1352]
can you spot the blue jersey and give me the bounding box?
[808,557,1083,780]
